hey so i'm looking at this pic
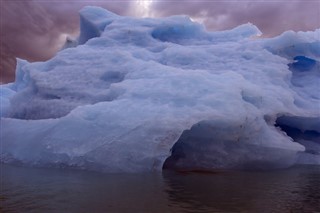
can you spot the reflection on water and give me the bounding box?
[163,169,320,212]
[1,164,320,212]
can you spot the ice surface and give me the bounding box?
[1,6,319,172]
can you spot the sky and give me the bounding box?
[0,0,319,83]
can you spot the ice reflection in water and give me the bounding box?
[1,164,320,212]
[162,169,320,212]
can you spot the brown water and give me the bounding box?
[1,164,320,213]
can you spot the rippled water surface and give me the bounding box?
[1,164,320,212]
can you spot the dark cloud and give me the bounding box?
[0,0,133,83]
[1,0,319,83]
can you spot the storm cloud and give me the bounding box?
[0,0,133,83]
[1,0,319,83]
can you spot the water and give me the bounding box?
[1,164,320,213]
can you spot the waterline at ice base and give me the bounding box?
[1,6,319,173]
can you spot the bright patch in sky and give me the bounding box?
[135,0,153,17]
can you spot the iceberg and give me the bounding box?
[1,6,319,172]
